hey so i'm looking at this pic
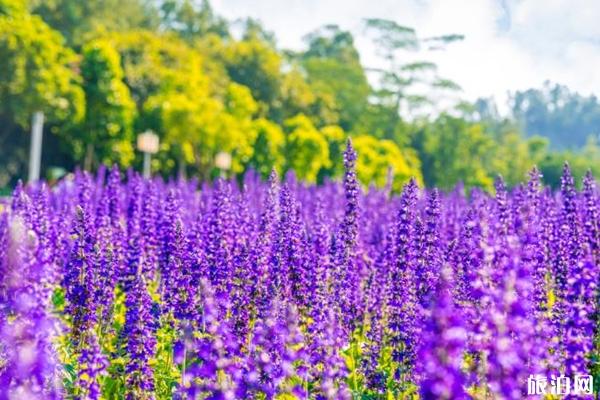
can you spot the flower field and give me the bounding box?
[0,141,599,399]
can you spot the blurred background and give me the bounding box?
[1,0,599,193]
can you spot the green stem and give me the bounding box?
[352,341,359,393]
[181,345,187,388]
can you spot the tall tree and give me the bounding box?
[159,0,229,41]
[0,4,84,181]
[363,18,463,137]
[222,36,283,117]
[283,114,331,183]
[413,114,494,190]
[301,25,370,131]
[511,81,600,150]
[76,39,137,169]
[107,30,209,110]
[247,118,286,178]
[32,0,160,46]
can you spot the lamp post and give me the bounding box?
[137,130,159,179]
[28,111,44,183]
[214,151,232,178]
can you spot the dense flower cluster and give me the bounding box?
[0,141,598,399]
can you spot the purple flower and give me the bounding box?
[63,175,100,345]
[332,139,361,332]
[124,270,157,398]
[141,180,160,279]
[241,302,307,399]
[0,204,63,398]
[179,279,240,399]
[387,178,419,379]
[582,170,598,259]
[417,268,468,400]
[415,189,442,309]
[158,188,191,321]
[1,147,598,399]
[74,330,108,400]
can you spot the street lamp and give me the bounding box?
[137,130,159,179]
[214,151,232,178]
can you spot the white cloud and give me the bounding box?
[211,0,600,111]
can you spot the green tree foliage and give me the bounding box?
[100,30,220,175]
[221,82,260,173]
[76,39,136,168]
[144,91,217,175]
[319,125,346,178]
[413,115,494,191]
[363,18,463,138]
[222,37,283,115]
[220,27,339,127]
[0,1,597,191]
[31,0,159,46]
[301,25,370,131]
[284,114,331,183]
[539,138,600,188]
[108,31,209,108]
[248,118,286,178]
[159,0,229,42]
[111,30,212,173]
[0,3,84,186]
[144,82,259,177]
[0,8,84,126]
[0,0,26,15]
[486,132,547,187]
[511,81,600,150]
[277,67,338,127]
[241,17,276,45]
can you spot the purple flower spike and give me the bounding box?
[417,267,468,400]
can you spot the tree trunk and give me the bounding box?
[178,155,186,180]
[84,143,94,171]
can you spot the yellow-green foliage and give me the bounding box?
[487,132,547,187]
[222,37,283,110]
[0,9,84,126]
[284,114,331,183]
[3,3,590,190]
[223,82,260,173]
[353,135,423,191]
[320,125,347,178]
[248,118,286,178]
[278,68,317,119]
[0,0,26,15]
[108,30,210,104]
[145,82,260,175]
[77,39,137,167]
[144,92,219,165]
[303,56,370,130]
[420,115,495,191]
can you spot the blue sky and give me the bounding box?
[212,0,600,112]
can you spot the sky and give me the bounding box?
[211,0,600,113]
